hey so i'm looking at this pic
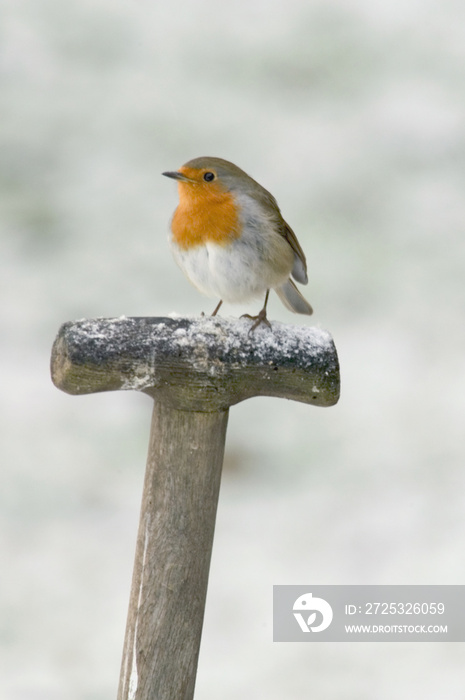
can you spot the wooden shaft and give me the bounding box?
[117,401,229,700]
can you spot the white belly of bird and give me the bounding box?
[171,231,294,304]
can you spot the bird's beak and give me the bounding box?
[162,170,193,182]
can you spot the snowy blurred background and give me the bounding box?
[2,0,465,698]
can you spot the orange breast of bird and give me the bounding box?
[171,167,241,250]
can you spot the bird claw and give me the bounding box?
[241,310,272,333]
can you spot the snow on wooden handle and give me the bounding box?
[51,316,340,411]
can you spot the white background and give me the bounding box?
[2,0,465,697]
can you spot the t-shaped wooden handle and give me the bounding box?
[51,316,340,700]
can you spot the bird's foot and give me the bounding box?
[241,308,272,332]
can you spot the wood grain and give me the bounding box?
[117,403,228,700]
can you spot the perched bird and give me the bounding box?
[163,157,313,329]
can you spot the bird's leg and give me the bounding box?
[241,290,272,331]
[211,300,223,316]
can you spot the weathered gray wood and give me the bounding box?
[117,403,228,700]
[50,316,340,410]
[50,314,340,700]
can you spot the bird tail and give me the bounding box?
[275,279,313,315]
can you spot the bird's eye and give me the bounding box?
[203,171,215,182]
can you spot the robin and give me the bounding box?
[163,157,313,329]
